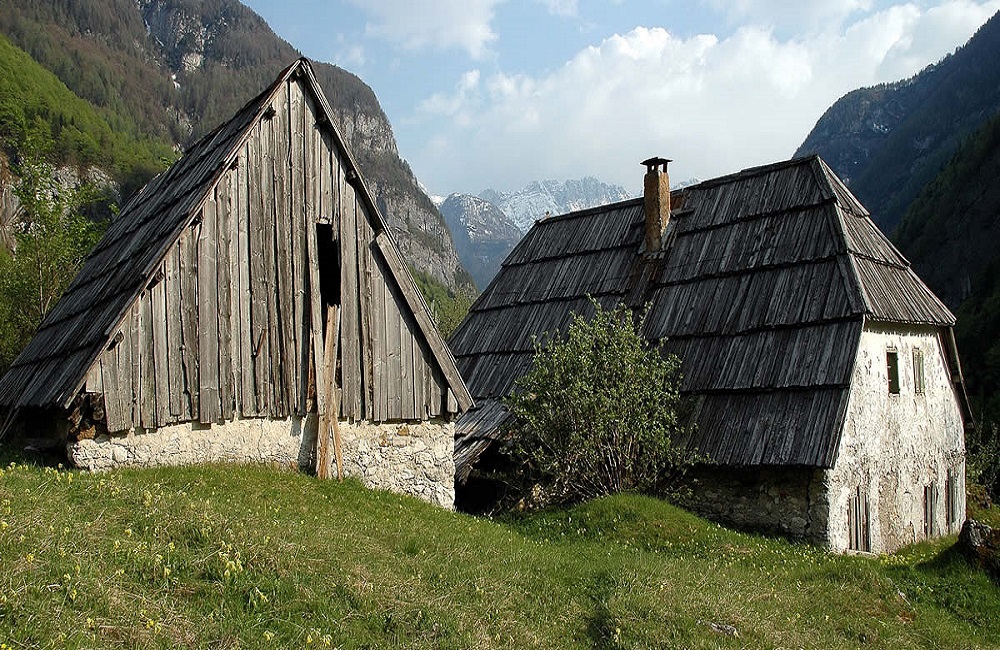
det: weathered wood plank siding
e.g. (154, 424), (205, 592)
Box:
(76, 73), (458, 433)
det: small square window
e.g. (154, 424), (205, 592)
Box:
(913, 349), (925, 395)
(887, 349), (900, 394)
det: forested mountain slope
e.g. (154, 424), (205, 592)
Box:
(0, 32), (174, 200)
(795, 11), (1000, 232)
(894, 112), (1000, 417)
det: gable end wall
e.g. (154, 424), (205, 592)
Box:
(825, 324), (965, 553)
(64, 72), (459, 507)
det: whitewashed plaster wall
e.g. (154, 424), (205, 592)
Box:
(68, 415), (456, 508)
(825, 324), (965, 553)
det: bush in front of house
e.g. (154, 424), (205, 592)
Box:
(504, 300), (697, 506)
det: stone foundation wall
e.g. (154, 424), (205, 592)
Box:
(69, 416), (317, 472)
(67, 415), (456, 508)
(683, 466), (830, 545)
(338, 420), (455, 508)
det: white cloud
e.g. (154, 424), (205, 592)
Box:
(879, 0), (1000, 77)
(345, 0), (505, 59)
(703, 0), (875, 34)
(411, 1), (1000, 194)
(538, 0), (578, 17)
(334, 37), (367, 69)
(419, 70), (483, 126)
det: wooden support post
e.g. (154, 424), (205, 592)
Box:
(317, 305), (344, 480)
(332, 397), (345, 482)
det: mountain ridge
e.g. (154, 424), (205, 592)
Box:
(440, 176), (632, 289)
(480, 176), (632, 233)
(439, 193), (521, 290)
(795, 10), (1000, 232)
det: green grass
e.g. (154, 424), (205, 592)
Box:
(0, 458), (998, 649)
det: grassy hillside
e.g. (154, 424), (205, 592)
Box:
(0, 32), (173, 194)
(0, 460), (997, 649)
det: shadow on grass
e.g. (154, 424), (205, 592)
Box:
(584, 570), (623, 650)
(0, 437), (64, 468)
(886, 539), (1000, 640)
(923, 537), (1000, 585)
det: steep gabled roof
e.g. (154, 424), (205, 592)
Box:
(450, 155), (953, 477)
(0, 58), (471, 414)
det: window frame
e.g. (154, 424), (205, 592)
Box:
(913, 348), (925, 395)
(945, 468), (961, 531)
(886, 348), (901, 395)
(923, 482), (938, 538)
(848, 486), (871, 552)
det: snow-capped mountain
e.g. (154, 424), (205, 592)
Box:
(479, 177), (633, 232)
(439, 193), (522, 290)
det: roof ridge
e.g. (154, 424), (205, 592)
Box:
(685, 154), (821, 191)
(808, 159), (872, 319)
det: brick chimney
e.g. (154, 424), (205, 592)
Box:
(641, 157), (671, 252)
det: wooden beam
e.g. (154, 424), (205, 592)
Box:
(340, 182), (360, 419)
(198, 198), (221, 424)
(216, 173), (235, 421)
(272, 82), (295, 415)
(317, 305), (342, 480)
(165, 245), (183, 419)
(237, 143), (254, 416)
(306, 215), (326, 414)
(151, 265), (169, 426)
(291, 76), (309, 414)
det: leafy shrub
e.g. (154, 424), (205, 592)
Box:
(967, 418), (1000, 502)
(505, 300), (697, 506)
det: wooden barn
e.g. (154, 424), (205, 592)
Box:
(450, 156), (970, 551)
(0, 59), (472, 507)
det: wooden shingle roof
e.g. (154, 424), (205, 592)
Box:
(450, 155), (954, 478)
(0, 74), (270, 411)
(0, 58), (471, 415)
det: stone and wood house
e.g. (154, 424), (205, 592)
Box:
(449, 155), (970, 552)
(0, 59), (472, 508)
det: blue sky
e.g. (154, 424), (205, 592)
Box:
(241, 0), (1000, 196)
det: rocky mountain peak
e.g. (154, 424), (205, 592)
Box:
(440, 193), (521, 290)
(479, 176), (632, 232)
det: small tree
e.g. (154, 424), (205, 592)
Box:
(0, 129), (105, 373)
(505, 300), (698, 506)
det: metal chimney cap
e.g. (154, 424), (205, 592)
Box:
(641, 157), (672, 172)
